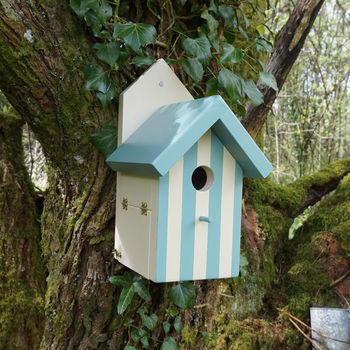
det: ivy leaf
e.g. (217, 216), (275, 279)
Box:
(114, 22), (157, 54)
(206, 77), (218, 96)
(179, 58), (203, 83)
(97, 83), (117, 109)
(182, 36), (211, 65)
(118, 285), (135, 314)
(244, 80), (264, 106)
(174, 315), (182, 333)
(131, 329), (141, 343)
(82, 64), (110, 93)
(201, 10), (218, 33)
(255, 38), (273, 53)
(218, 6), (236, 26)
(218, 68), (245, 102)
(84, 9), (101, 35)
(166, 306), (179, 317)
(140, 337), (150, 349)
(70, 0), (98, 17)
(259, 71), (278, 91)
(132, 56), (156, 67)
(219, 43), (243, 64)
(96, 1), (112, 24)
(138, 309), (158, 331)
(163, 321), (171, 334)
(94, 42), (120, 67)
(133, 275), (151, 301)
(169, 282), (196, 309)
(125, 346), (138, 350)
(108, 272), (133, 287)
(208, 0), (218, 14)
(91, 125), (117, 158)
(161, 337), (178, 350)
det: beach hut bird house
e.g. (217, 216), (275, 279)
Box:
(107, 59), (272, 283)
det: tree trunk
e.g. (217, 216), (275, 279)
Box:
(2, 1), (348, 350)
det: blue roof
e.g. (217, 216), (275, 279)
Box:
(106, 95), (272, 178)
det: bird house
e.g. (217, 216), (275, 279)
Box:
(107, 59), (272, 283)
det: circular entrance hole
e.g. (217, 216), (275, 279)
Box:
(191, 166), (214, 191)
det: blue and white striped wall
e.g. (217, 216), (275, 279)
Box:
(154, 130), (243, 282)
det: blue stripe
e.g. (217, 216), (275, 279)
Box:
(206, 133), (224, 279)
(180, 144), (197, 281)
(232, 162), (243, 276)
(156, 173), (169, 282)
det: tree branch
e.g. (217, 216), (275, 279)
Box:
(242, 0), (325, 139)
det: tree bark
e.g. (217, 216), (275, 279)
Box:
(0, 0), (343, 349)
(242, 0), (325, 139)
(0, 112), (45, 350)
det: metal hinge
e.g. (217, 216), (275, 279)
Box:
(112, 249), (122, 259)
(140, 202), (148, 216)
(121, 197), (128, 210)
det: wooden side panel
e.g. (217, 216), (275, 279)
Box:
(115, 173), (158, 279)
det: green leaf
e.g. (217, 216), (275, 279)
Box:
(123, 318), (134, 327)
(140, 337), (149, 349)
(118, 285), (135, 314)
(131, 329), (141, 343)
(70, 0), (98, 17)
(114, 22), (157, 54)
(91, 125), (117, 158)
(132, 56), (156, 67)
(173, 315), (182, 333)
(133, 275), (151, 301)
(163, 321), (171, 334)
(259, 71), (278, 91)
(161, 337), (178, 350)
(255, 38), (273, 53)
(97, 83), (117, 109)
(218, 6), (236, 26)
(96, 1), (112, 24)
(169, 282), (196, 309)
(244, 80), (264, 107)
(206, 78), (218, 96)
(82, 64), (110, 93)
(218, 68), (245, 102)
(138, 309), (158, 330)
(201, 10), (218, 33)
(94, 42), (120, 66)
(208, 0), (218, 14)
(108, 273), (133, 287)
(178, 58), (203, 83)
(179, 0), (187, 5)
(219, 43), (243, 64)
(166, 306), (179, 317)
(125, 345), (138, 350)
(182, 36), (211, 65)
(84, 9), (101, 35)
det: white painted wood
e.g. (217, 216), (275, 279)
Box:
(166, 156), (184, 282)
(118, 59), (193, 145)
(219, 149), (236, 278)
(115, 206), (152, 278)
(116, 173), (158, 279)
(193, 131), (211, 280)
(147, 177), (160, 282)
(117, 173), (158, 207)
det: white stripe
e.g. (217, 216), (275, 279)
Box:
(166, 157), (184, 281)
(193, 131), (211, 280)
(219, 149), (235, 278)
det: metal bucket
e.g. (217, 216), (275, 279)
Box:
(310, 307), (350, 350)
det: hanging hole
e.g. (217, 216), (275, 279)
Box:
(191, 166), (214, 191)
